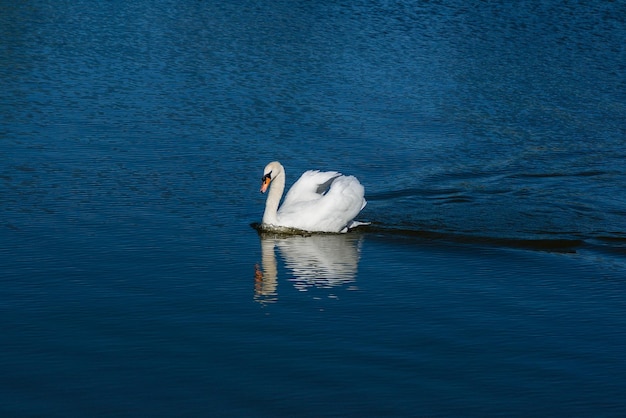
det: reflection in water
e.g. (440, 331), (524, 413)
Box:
(254, 233), (363, 304)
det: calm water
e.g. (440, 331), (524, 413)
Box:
(2, 0), (626, 416)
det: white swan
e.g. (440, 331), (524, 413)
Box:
(260, 161), (367, 233)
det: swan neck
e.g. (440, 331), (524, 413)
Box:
(262, 169), (285, 225)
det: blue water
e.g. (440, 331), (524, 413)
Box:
(2, 0), (626, 416)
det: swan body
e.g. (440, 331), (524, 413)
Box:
(260, 161), (366, 233)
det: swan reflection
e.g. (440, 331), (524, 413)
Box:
(254, 233), (363, 304)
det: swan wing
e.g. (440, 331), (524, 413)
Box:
(281, 170), (342, 208)
(278, 174), (366, 232)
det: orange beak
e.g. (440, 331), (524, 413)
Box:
(260, 176), (271, 193)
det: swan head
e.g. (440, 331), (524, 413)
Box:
(260, 161), (284, 193)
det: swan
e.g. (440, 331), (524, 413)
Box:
(260, 161), (367, 233)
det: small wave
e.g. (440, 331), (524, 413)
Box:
(366, 187), (468, 202)
(588, 236), (626, 256)
(353, 223), (584, 253)
(509, 170), (611, 179)
(365, 188), (428, 201)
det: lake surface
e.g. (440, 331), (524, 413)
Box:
(2, 0), (625, 416)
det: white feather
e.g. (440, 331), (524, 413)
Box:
(260, 162), (367, 233)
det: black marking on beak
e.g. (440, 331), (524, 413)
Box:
(260, 171), (273, 193)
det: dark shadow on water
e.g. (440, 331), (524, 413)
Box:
(359, 224), (585, 253)
(251, 222), (584, 253)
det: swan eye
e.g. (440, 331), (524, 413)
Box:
(262, 172), (272, 181)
